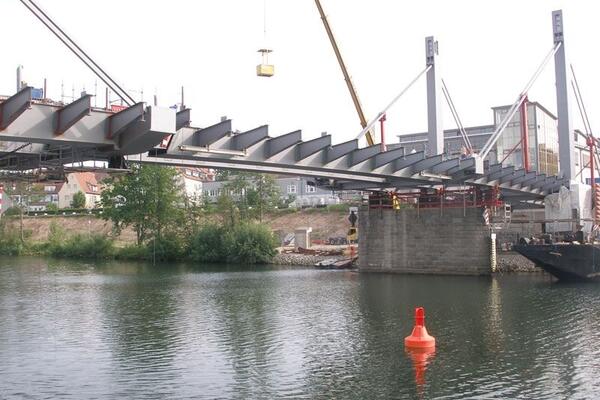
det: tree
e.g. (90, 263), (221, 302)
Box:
(71, 191), (86, 209)
(3, 181), (41, 243)
(218, 173), (280, 222)
(100, 164), (183, 245)
(246, 174), (280, 222)
(46, 203), (58, 212)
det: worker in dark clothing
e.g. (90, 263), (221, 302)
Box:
(348, 210), (358, 228)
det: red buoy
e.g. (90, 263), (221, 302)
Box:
(404, 307), (435, 349)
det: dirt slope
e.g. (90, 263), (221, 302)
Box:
(6, 210), (350, 244)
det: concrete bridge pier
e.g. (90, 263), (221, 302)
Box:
(358, 207), (493, 275)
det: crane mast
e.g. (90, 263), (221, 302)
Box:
(314, 0), (376, 146)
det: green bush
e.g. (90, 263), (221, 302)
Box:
(223, 223), (278, 264)
(116, 244), (150, 261)
(147, 235), (185, 262)
(189, 224), (227, 263)
(0, 230), (25, 255)
(3, 206), (22, 217)
(48, 234), (115, 259)
(189, 223), (277, 264)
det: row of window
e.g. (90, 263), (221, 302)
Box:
(203, 184), (317, 197)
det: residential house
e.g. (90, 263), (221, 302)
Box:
(4, 181), (63, 212)
(202, 175), (340, 207)
(176, 167), (214, 203)
(59, 172), (107, 209)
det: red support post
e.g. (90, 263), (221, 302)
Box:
(520, 96), (530, 172)
(588, 136), (596, 224)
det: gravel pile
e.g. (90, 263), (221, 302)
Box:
(496, 252), (543, 273)
(272, 253), (343, 266)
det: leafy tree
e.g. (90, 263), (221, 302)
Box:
(218, 173), (280, 222)
(71, 191), (86, 209)
(246, 174), (280, 222)
(3, 181), (39, 243)
(214, 169), (232, 181)
(46, 203), (58, 212)
(100, 164), (184, 245)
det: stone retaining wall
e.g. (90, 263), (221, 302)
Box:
(358, 207), (492, 275)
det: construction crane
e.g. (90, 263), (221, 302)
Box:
(314, 0), (376, 147)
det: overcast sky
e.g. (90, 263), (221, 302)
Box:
(1, 0), (598, 146)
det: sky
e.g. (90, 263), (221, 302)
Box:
(1, 0), (598, 147)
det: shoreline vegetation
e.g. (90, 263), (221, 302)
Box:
(0, 220), (279, 264)
(0, 165), (352, 265)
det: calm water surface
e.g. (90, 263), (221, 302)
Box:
(1, 256), (599, 399)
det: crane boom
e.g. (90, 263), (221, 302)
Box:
(314, 0), (376, 146)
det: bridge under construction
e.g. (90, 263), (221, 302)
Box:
(1, 2), (596, 275)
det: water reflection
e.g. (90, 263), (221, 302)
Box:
(1, 257), (599, 399)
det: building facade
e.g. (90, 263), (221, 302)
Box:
(202, 175), (340, 207)
(59, 172), (107, 209)
(176, 167), (214, 203)
(391, 101), (563, 177)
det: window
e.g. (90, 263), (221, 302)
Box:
(306, 185), (316, 193)
(44, 185), (55, 192)
(287, 184), (297, 194)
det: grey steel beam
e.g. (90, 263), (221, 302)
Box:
(398, 154), (443, 174)
(542, 177), (564, 193)
(232, 125), (268, 151)
(520, 174), (540, 187)
(512, 171), (537, 185)
(107, 102), (144, 139)
(117, 106), (176, 155)
(193, 119), (232, 147)
(325, 139), (358, 163)
(538, 176), (558, 191)
(265, 130), (301, 158)
(296, 135), (331, 161)
(349, 144), (380, 167)
(54, 94), (91, 135)
(392, 151), (425, 172)
(431, 157), (460, 174)
(487, 166), (514, 182)
(0, 86), (31, 130)
(501, 169), (526, 184)
(487, 164), (503, 175)
(131, 152), (387, 183)
(372, 147), (405, 169)
(447, 157), (477, 176)
(530, 174), (548, 189)
(176, 109), (191, 130)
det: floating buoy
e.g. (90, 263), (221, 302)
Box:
(404, 307), (435, 349)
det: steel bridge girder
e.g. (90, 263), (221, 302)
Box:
(55, 95), (92, 135)
(0, 87), (32, 130)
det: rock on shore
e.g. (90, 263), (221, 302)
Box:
(496, 252), (543, 273)
(272, 253), (344, 266)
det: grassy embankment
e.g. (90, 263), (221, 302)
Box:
(0, 206), (350, 263)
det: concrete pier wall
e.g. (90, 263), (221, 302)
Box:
(358, 207), (492, 275)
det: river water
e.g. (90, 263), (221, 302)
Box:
(1, 256), (599, 399)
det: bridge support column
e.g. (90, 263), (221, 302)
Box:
(552, 10), (575, 182)
(425, 36), (444, 156)
(358, 207), (492, 275)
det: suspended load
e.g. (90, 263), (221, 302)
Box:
(257, 48), (274, 77)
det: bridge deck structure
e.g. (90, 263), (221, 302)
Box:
(0, 87), (566, 205)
